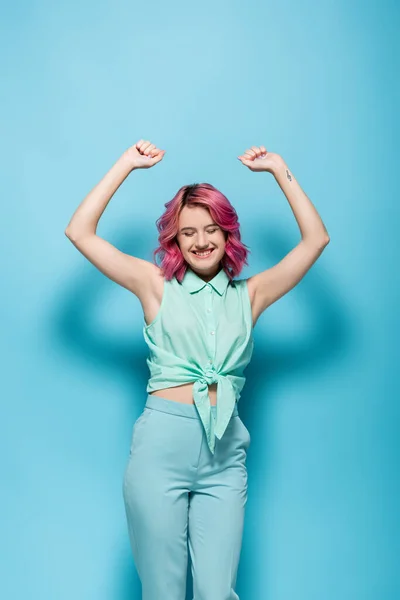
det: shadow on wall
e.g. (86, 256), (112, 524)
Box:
(239, 227), (356, 600)
(48, 221), (355, 600)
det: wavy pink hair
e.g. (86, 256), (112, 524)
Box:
(152, 183), (250, 282)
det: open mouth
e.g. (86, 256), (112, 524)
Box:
(191, 249), (215, 259)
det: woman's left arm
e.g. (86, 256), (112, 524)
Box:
(238, 145), (330, 325)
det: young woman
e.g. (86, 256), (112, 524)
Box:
(65, 139), (330, 600)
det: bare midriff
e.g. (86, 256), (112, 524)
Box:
(149, 382), (218, 406)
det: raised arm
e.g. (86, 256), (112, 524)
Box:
(237, 145), (330, 327)
(64, 140), (166, 301)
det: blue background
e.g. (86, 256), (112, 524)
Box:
(1, 1), (399, 598)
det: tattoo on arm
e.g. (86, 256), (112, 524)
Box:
(286, 169), (292, 181)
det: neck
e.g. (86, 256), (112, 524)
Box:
(189, 265), (221, 283)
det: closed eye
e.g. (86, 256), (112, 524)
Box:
(183, 229), (218, 237)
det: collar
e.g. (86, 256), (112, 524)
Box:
(181, 267), (231, 296)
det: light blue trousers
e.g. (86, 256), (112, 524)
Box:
(122, 394), (251, 600)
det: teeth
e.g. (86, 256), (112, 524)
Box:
(194, 250), (212, 257)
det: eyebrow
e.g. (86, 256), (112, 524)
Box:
(180, 223), (218, 232)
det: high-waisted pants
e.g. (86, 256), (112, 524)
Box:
(122, 394), (251, 600)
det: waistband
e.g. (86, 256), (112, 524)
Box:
(145, 393), (239, 419)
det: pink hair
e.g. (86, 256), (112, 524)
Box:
(152, 183), (250, 282)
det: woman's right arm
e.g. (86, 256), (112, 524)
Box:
(64, 140), (166, 300)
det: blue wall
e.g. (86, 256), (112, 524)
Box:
(1, 1), (398, 598)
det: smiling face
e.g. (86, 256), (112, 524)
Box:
(176, 204), (227, 279)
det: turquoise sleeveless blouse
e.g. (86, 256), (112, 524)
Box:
(143, 267), (254, 454)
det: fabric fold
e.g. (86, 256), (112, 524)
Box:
(192, 366), (237, 454)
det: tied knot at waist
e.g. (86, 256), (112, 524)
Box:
(192, 367), (237, 455)
(199, 366), (219, 386)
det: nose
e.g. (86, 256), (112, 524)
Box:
(194, 232), (209, 249)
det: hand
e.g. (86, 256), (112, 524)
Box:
(237, 145), (284, 174)
(123, 139), (166, 170)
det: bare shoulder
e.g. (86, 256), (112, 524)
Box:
(146, 263), (165, 301)
(244, 277), (256, 306)
(241, 277), (258, 329)
(139, 263), (165, 327)
(64, 230), (164, 305)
